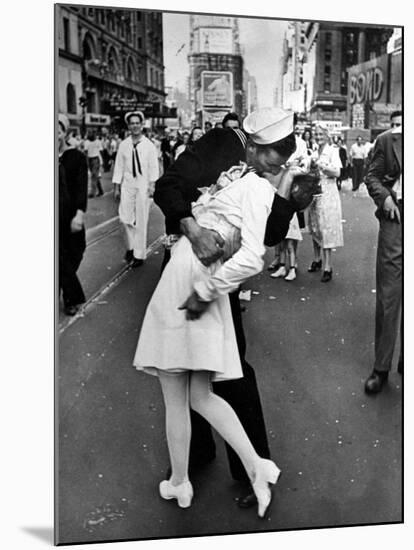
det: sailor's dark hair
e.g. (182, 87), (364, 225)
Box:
(250, 132), (297, 158)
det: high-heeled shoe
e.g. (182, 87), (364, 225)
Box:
(159, 479), (193, 508)
(251, 459), (281, 518)
(307, 260), (322, 272)
(284, 267), (297, 281)
(267, 259), (280, 271)
(321, 269), (332, 282)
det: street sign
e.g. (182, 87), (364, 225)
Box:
(84, 113), (111, 126)
(201, 71), (233, 107)
(107, 99), (153, 111)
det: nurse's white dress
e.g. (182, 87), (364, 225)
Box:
(133, 172), (275, 382)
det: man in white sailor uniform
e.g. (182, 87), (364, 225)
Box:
(113, 111), (159, 267)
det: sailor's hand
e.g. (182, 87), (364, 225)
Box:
(178, 291), (210, 320)
(180, 218), (224, 266)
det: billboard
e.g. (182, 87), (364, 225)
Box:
(348, 52), (402, 129)
(199, 27), (233, 54)
(348, 54), (389, 106)
(201, 71), (233, 107)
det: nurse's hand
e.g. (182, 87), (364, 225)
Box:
(178, 291), (210, 320)
(180, 218), (224, 266)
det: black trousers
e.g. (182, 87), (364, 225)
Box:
(162, 248), (271, 483)
(352, 159), (365, 190)
(374, 204), (402, 372)
(59, 229), (86, 307)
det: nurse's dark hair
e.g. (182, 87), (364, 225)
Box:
(250, 132), (297, 158)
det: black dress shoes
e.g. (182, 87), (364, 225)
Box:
(131, 258), (144, 268)
(321, 269), (333, 283)
(308, 260), (322, 272)
(64, 304), (80, 316)
(124, 250), (134, 263)
(237, 490), (258, 509)
(364, 370), (389, 394)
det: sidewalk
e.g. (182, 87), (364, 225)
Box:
(57, 180), (402, 545)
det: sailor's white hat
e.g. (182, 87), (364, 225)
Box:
(243, 107), (294, 145)
(124, 111), (145, 124)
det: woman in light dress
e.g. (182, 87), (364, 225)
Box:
(307, 124), (344, 282)
(134, 130), (299, 517)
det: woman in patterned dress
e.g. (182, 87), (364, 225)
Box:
(307, 124), (344, 282)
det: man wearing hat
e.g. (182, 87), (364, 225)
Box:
(154, 107), (297, 507)
(112, 111), (159, 267)
(58, 113), (88, 315)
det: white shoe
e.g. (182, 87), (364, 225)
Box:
(267, 259), (280, 271)
(252, 459), (281, 518)
(159, 479), (193, 508)
(270, 265), (287, 278)
(285, 267), (296, 281)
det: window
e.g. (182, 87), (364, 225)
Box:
(82, 33), (95, 61)
(325, 32), (332, 46)
(63, 17), (70, 51)
(126, 58), (135, 81)
(324, 65), (331, 92)
(137, 11), (141, 21)
(107, 48), (119, 74)
(138, 37), (142, 49)
(66, 83), (76, 114)
(325, 48), (332, 62)
(100, 11), (105, 25)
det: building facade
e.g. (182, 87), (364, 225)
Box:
(57, 5), (168, 133)
(305, 23), (394, 126)
(187, 15), (245, 126)
(280, 22), (308, 114)
(276, 21), (395, 131)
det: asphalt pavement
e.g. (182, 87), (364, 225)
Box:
(57, 178), (402, 545)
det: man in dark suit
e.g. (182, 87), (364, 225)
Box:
(58, 114), (89, 316)
(364, 111), (402, 394)
(154, 108), (298, 507)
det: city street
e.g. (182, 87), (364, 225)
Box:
(57, 177), (402, 545)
